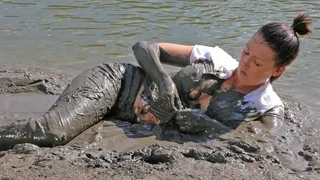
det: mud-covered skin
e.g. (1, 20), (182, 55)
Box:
(0, 63), (144, 150)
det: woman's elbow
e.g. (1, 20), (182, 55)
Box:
(132, 41), (150, 53)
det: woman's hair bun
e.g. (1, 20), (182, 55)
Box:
(292, 13), (312, 35)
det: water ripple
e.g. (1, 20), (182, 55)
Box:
(0, 0), (319, 114)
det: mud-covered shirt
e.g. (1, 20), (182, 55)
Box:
(173, 45), (284, 125)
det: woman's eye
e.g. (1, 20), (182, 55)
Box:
(254, 59), (260, 66)
(243, 49), (249, 55)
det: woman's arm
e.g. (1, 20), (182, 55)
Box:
(173, 106), (283, 134)
(174, 108), (232, 134)
(132, 41), (185, 123)
(132, 41), (172, 93)
(157, 42), (194, 67)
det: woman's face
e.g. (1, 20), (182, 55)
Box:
(236, 32), (285, 87)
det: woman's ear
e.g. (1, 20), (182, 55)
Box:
(273, 66), (286, 77)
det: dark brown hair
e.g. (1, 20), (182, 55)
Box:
(258, 13), (312, 82)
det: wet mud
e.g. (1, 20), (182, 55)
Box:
(0, 68), (70, 95)
(0, 67), (319, 180)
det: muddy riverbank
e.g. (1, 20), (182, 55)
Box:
(0, 67), (319, 180)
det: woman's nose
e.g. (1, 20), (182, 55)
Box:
(242, 57), (249, 68)
(242, 56), (251, 69)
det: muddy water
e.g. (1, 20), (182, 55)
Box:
(0, 0), (319, 155)
(0, 1), (319, 102)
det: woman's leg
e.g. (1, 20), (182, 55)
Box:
(0, 63), (142, 150)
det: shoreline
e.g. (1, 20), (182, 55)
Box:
(0, 67), (319, 180)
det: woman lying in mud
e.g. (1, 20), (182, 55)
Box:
(0, 13), (312, 150)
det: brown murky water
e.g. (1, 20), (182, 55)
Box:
(0, 0), (319, 151)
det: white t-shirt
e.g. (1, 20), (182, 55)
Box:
(190, 45), (283, 117)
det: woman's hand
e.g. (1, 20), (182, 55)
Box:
(148, 82), (182, 124)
